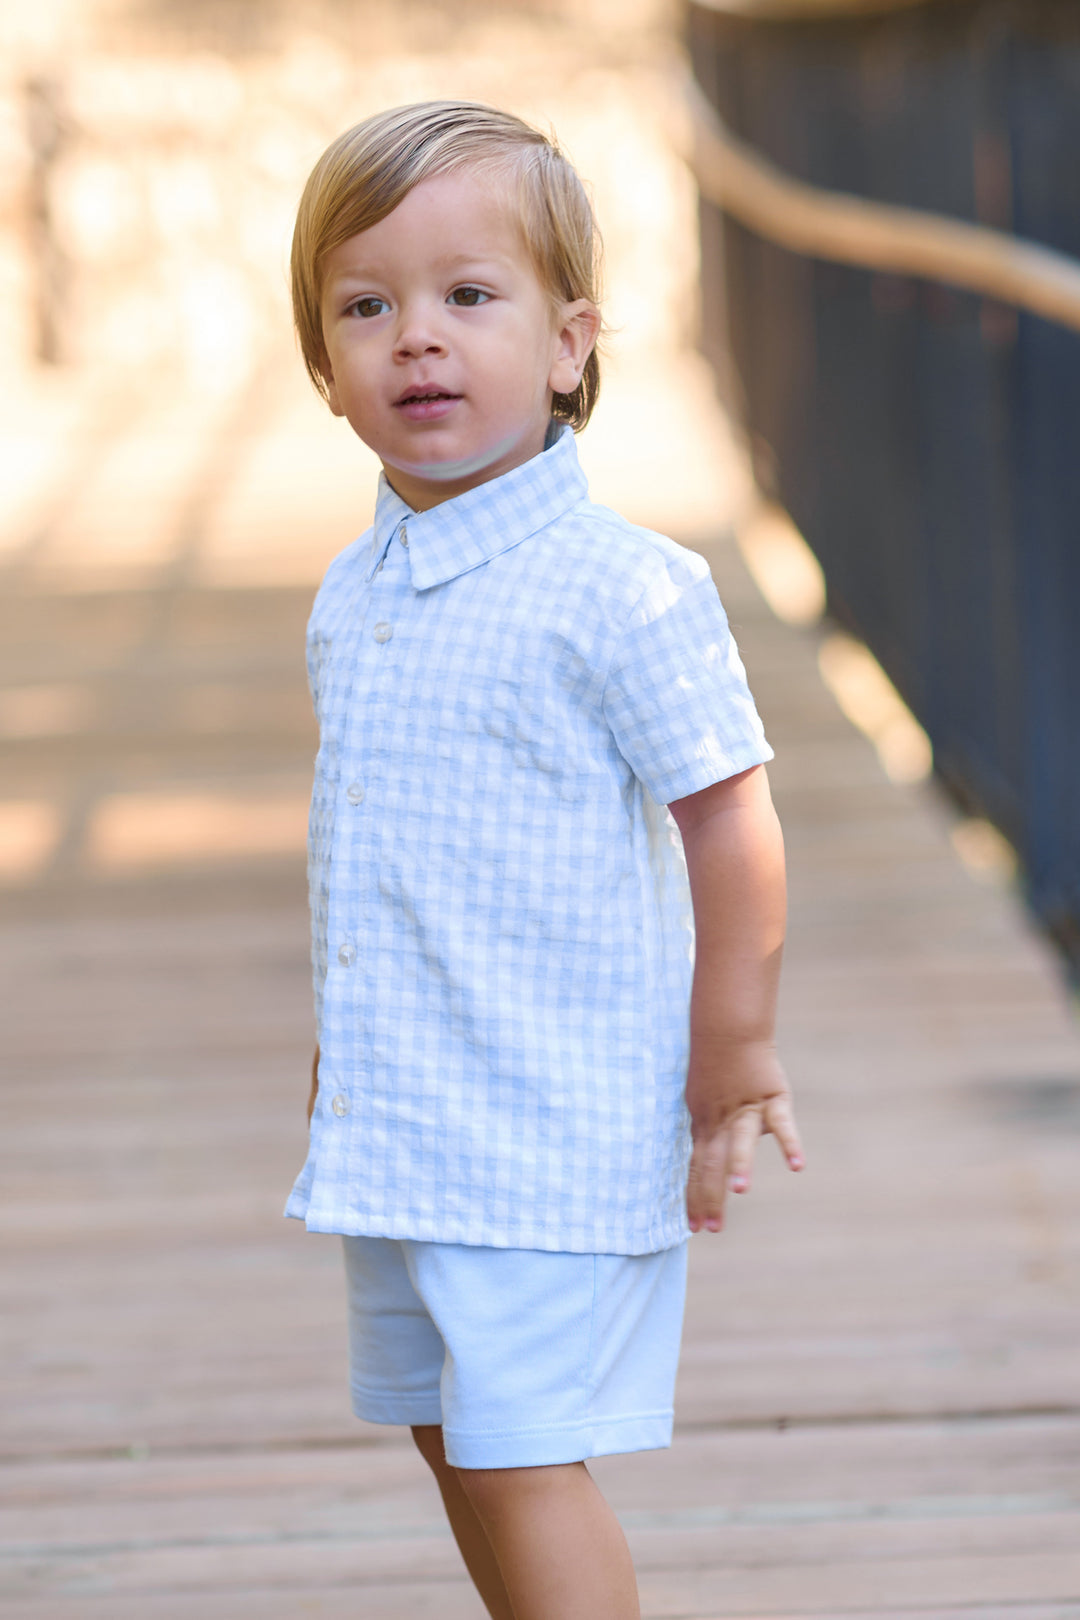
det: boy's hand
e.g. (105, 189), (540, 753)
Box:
(684, 1034), (802, 1233)
(668, 766), (804, 1237)
(307, 1044), (320, 1124)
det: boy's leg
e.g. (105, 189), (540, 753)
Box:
(396, 1242), (685, 1619)
(411, 1425), (516, 1620)
(412, 1426), (639, 1620)
(344, 1245), (513, 1612)
(456, 1459), (640, 1620)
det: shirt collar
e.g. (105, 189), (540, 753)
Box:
(368, 422), (588, 590)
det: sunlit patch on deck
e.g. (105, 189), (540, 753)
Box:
(0, 799), (63, 883)
(85, 786), (310, 871)
(737, 501), (826, 627)
(817, 630), (932, 784)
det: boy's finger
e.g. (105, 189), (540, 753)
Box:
(726, 1108), (763, 1193)
(765, 1096), (805, 1170)
(687, 1133), (730, 1232)
(690, 1163), (727, 1232)
(686, 1164), (715, 1233)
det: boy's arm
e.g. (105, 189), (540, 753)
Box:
(668, 764), (803, 1233)
(307, 1045), (319, 1124)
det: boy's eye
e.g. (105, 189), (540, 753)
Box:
(349, 296), (389, 318)
(448, 286), (490, 307)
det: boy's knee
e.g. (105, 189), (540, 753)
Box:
(455, 1460), (585, 1518)
(411, 1423), (448, 1474)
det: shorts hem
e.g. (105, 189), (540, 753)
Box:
(443, 1409), (674, 1469)
(351, 1386), (443, 1427)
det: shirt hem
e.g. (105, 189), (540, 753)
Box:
(286, 1204), (691, 1256)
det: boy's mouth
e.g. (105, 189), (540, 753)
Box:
(394, 389), (463, 422)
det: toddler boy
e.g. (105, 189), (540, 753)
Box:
(286, 100), (802, 1620)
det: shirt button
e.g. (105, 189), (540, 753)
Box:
(337, 942), (356, 967)
(331, 1092), (350, 1117)
(346, 782), (365, 804)
(398, 524), (409, 548)
(373, 621), (393, 643)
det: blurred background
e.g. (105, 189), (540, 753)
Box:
(5, 0), (1080, 956)
(3, 1), (1080, 1615)
(0, 0), (737, 914)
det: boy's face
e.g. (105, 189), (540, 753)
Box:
(318, 172), (598, 511)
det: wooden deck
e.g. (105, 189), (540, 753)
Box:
(3, 350), (1080, 1615)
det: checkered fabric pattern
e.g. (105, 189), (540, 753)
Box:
(285, 426), (773, 1254)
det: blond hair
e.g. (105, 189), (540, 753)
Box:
(291, 101), (603, 431)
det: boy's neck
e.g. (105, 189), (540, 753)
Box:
(380, 417), (559, 513)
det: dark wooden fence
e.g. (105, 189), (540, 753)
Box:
(688, 0), (1080, 975)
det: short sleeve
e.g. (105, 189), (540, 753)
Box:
(602, 549), (773, 805)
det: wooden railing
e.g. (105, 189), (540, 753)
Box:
(686, 78), (1080, 335)
(693, 1), (991, 21)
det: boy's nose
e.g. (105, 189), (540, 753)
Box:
(393, 308), (447, 360)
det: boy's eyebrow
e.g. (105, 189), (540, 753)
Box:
(323, 248), (517, 287)
(437, 250), (516, 269)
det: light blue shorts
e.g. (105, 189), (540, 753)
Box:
(342, 1236), (688, 1469)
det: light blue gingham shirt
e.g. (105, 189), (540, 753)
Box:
(285, 425), (772, 1253)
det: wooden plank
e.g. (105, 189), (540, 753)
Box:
(3, 1415), (1079, 1529)
(4, 1422), (1080, 1612)
(5, 1512), (1080, 1612)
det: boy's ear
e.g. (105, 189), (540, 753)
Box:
(549, 300), (601, 398)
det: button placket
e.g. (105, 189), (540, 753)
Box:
(322, 523), (405, 1113)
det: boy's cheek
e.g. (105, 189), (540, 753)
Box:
(317, 349), (344, 417)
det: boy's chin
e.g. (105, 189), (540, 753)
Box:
(386, 425), (544, 486)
